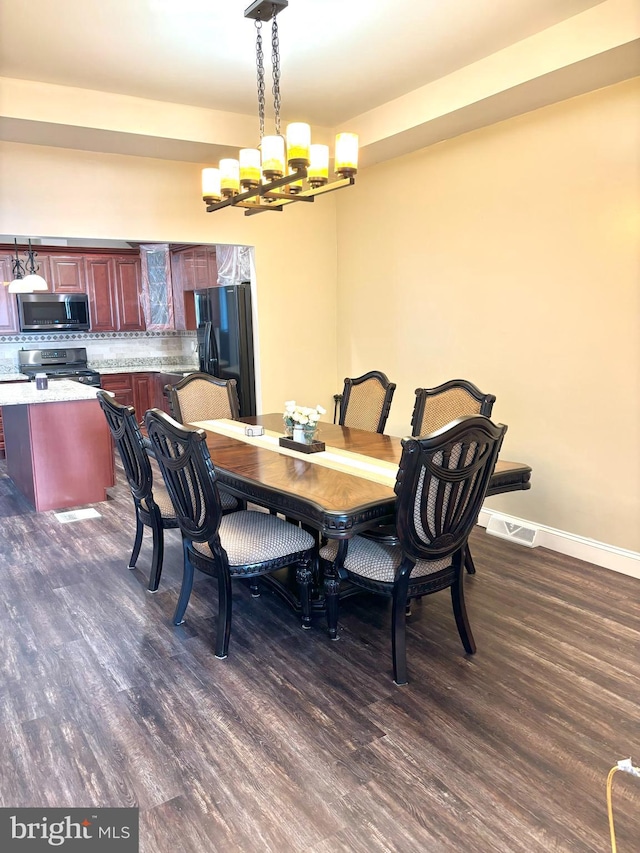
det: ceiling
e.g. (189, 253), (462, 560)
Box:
(0, 0), (638, 166)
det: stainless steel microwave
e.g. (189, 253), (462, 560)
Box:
(16, 293), (90, 332)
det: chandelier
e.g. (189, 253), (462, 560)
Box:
(202, 0), (358, 217)
(8, 239), (48, 293)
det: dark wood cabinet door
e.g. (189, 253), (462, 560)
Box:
(132, 373), (154, 423)
(48, 255), (85, 292)
(85, 257), (118, 331)
(100, 374), (134, 409)
(114, 258), (145, 331)
(0, 254), (20, 334)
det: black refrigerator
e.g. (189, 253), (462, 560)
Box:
(194, 283), (256, 417)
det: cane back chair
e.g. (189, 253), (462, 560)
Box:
(320, 416), (507, 685)
(411, 379), (495, 438)
(165, 372), (240, 425)
(339, 370), (396, 434)
(144, 409), (316, 659)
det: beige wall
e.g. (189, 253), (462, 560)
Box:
(1, 78), (638, 552)
(0, 141), (339, 417)
(336, 77), (640, 551)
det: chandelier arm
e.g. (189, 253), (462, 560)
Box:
(271, 6), (281, 137)
(255, 18), (265, 140)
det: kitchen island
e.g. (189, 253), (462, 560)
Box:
(0, 380), (115, 512)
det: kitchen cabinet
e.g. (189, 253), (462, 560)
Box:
(85, 257), (118, 331)
(140, 245), (174, 331)
(132, 373), (154, 421)
(101, 372), (159, 423)
(48, 255), (84, 292)
(170, 246), (216, 331)
(0, 253), (20, 334)
(100, 374), (134, 410)
(114, 258), (145, 331)
(86, 255), (145, 332)
(172, 246), (217, 292)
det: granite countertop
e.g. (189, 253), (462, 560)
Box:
(0, 379), (101, 406)
(97, 364), (198, 375)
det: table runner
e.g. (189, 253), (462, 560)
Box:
(190, 418), (399, 489)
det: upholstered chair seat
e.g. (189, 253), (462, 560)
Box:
(320, 537), (451, 583)
(191, 511), (314, 569)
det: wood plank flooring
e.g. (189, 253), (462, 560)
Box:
(0, 458), (638, 852)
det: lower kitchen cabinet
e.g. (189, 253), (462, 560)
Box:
(101, 372), (170, 424)
(100, 373), (135, 411)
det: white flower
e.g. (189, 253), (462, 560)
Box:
(283, 400), (326, 425)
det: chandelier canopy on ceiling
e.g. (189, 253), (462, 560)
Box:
(7, 239), (48, 293)
(202, 0), (358, 217)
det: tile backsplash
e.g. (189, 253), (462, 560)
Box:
(0, 330), (199, 374)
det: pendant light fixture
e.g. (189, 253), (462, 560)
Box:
(202, 0), (358, 217)
(8, 239), (48, 293)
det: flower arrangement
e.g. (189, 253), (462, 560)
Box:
(283, 401), (326, 426)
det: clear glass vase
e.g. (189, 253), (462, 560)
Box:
(302, 423), (318, 444)
(283, 416), (294, 437)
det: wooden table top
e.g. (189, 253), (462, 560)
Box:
(197, 413), (532, 538)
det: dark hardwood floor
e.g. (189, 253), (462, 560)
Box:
(0, 457), (638, 852)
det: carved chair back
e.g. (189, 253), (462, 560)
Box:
(165, 372), (240, 425)
(411, 379), (495, 438)
(339, 370), (396, 433)
(144, 409), (225, 549)
(396, 416), (507, 563)
(97, 389), (153, 506)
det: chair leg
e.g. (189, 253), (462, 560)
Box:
(147, 517), (164, 593)
(215, 570), (233, 660)
(249, 581), (261, 598)
(392, 577), (410, 685)
(324, 572), (341, 640)
(172, 539), (195, 626)
(465, 547), (477, 575)
(296, 559), (313, 630)
(451, 576), (476, 654)
(128, 515), (144, 569)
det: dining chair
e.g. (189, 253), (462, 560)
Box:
(144, 408), (317, 658)
(320, 415), (507, 685)
(97, 389), (181, 593)
(339, 370), (396, 433)
(410, 379), (496, 575)
(165, 372), (240, 424)
(411, 379), (496, 438)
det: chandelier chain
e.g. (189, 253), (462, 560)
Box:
(255, 18), (265, 139)
(271, 6), (281, 136)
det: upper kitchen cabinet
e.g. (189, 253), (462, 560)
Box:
(139, 244), (174, 332)
(48, 255), (84, 292)
(114, 257), (145, 331)
(0, 253), (20, 334)
(86, 255), (145, 332)
(170, 245), (217, 330)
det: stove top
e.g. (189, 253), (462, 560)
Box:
(18, 347), (101, 387)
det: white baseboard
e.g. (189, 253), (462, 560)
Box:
(477, 508), (640, 580)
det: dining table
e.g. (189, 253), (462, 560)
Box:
(189, 413), (532, 624)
